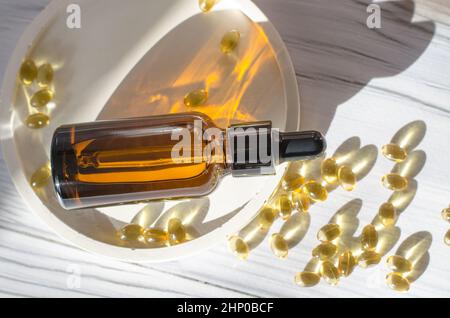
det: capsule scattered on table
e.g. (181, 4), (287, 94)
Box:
(386, 255), (413, 273)
(338, 166), (357, 191)
(198, 0), (216, 12)
(257, 206), (277, 230)
(282, 173), (305, 191)
(277, 194), (293, 220)
(382, 144), (407, 163)
(144, 227), (169, 245)
(441, 207), (450, 223)
(358, 250), (381, 268)
(382, 173), (408, 191)
(294, 271), (320, 287)
(321, 158), (338, 184)
(30, 163), (51, 189)
(19, 59), (37, 85)
(338, 251), (357, 277)
(317, 223), (341, 242)
(312, 242), (338, 260)
(220, 30), (241, 54)
(270, 233), (289, 259)
(301, 180), (328, 202)
(445, 230), (450, 246)
(184, 88), (208, 107)
(37, 63), (54, 87)
(320, 261), (341, 286)
(228, 235), (249, 260)
(386, 272), (410, 292)
(378, 202), (397, 227)
(167, 218), (187, 245)
(291, 189), (310, 212)
(26, 113), (50, 129)
(30, 89), (54, 108)
(119, 224), (145, 242)
(361, 224), (378, 251)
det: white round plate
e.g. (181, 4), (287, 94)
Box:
(0, 0), (300, 262)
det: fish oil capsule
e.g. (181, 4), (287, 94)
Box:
(378, 202), (397, 226)
(184, 88), (208, 107)
(321, 158), (338, 184)
(382, 144), (407, 163)
(19, 59), (37, 85)
(320, 261), (341, 286)
(144, 228), (169, 245)
(228, 235), (249, 260)
(445, 230), (450, 246)
(257, 206), (277, 230)
(199, 0), (216, 12)
(26, 113), (50, 129)
(119, 224), (145, 242)
(277, 194), (293, 220)
(386, 272), (410, 292)
(37, 63), (54, 87)
(441, 207), (450, 223)
(167, 218), (187, 245)
(337, 166), (356, 191)
(358, 250), (381, 268)
(291, 189), (310, 212)
(338, 251), (357, 277)
(282, 173), (305, 191)
(220, 30), (240, 54)
(270, 233), (289, 259)
(301, 181), (328, 202)
(294, 271), (320, 287)
(386, 255), (413, 273)
(30, 163), (51, 189)
(382, 173), (408, 191)
(317, 223), (341, 242)
(312, 242), (338, 260)
(30, 89), (54, 108)
(361, 224), (378, 251)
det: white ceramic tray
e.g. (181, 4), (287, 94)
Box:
(0, 0), (300, 262)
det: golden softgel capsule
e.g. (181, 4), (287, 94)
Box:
(386, 272), (410, 292)
(144, 228), (168, 245)
(358, 250), (381, 268)
(291, 189), (310, 212)
(317, 223), (341, 242)
(26, 113), (50, 129)
(282, 173), (305, 191)
(382, 173), (408, 191)
(30, 163), (51, 189)
(199, 0), (216, 12)
(301, 181), (328, 202)
(445, 230), (450, 246)
(361, 224), (378, 251)
(119, 224), (145, 242)
(228, 235), (249, 260)
(321, 158), (338, 184)
(320, 261), (341, 286)
(257, 206), (277, 230)
(382, 144), (407, 163)
(338, 251), (357, 277)
(168, 218), (187, 245)
(37, 63), (54, 87)
(338, 166), (356, 191)
(277, 194), (293, 220)
(378, 202), (397, 226)
(294, 271), (320, 287)
(312, 242), (338, 260)
(270, 233), (289, 259)
(19, 59), (37, 85)
(220, 30), (240, 54)
(441, 207), (450, 223)
(30, 89), (54, 108)
(387, 255), (413, 273)
(184, 89), (208, 107)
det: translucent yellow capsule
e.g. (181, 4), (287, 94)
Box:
(270, 233), (289, 259)
(220, 30), (240, 54)
(382, 144), (407, 163)
(338, 251), (357, 277)
(294, 271), (320, 287)
(382, 173), (408, 191)
(144, 227), (169, 245)
(321, 158), (338, 184)
(30, 89), (54, 108)
(37, 63), (54, 87)
(26, 113), (50, 129)
(445, 230), (450, 246)
(301, 181), (328, 202)
(378, 202), (397, 226)
(119, 224), (145, 242)
(337, 166), (356, 191)
(257, 206), (277, 230)
(320, 261), (341, 286)
(386, 272), (410, 293)
(277, 195), (293, 220)
(312, 242), (338, 260)
(184, 88), (208, 107)
(167, 218), (187, 245)
(291, 189), (310, 212)
(358, 250), (381, 268)
(282, 173), (305, 191)
(361, 224), (378, 251)
(228, 235), (249, 260)
(386, 255), (413, 273)
(317, 223), (341, 242)
(198, 0), (216, 12)
(441, 207), (450, 223)
(19, 59), (37, 85)
(30, 163), (51, 190)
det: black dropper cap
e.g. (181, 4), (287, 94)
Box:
(278, 131), (326, 163)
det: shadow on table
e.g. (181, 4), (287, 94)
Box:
(254, 0), (436, 133)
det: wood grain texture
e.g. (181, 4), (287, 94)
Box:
(0, 0), (449, 297)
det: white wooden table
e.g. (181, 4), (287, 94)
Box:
(0, 0), (449, 297)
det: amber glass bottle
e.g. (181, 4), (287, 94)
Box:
(51, 112), (325, 210)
